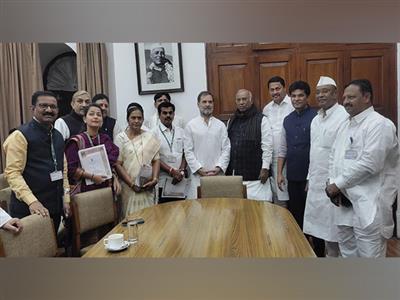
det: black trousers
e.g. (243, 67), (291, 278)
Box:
(287, 180), (307, 229)
(310, 235), (326, 257)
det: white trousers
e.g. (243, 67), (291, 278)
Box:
(337, 215), (386, 257)
(270, 158), (289, 203)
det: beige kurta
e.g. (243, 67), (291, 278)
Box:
(115, 130), (160, 217)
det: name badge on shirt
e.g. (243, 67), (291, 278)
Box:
(166, 155), (177, 163)
(50, 170), (63, 182)
(344, 149), (358, 160)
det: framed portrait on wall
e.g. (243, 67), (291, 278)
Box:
(135, 42), (184, 95)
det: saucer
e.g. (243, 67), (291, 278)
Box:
(106, 241), (130, 252)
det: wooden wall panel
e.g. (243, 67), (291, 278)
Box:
(218, 64), (247, 116)
(206, 54), (254, 120)
(256, 54), (294, 108)
(206, 43), (397, 124)
(299, 52), (343, 107)
(350, 49), (386, 117)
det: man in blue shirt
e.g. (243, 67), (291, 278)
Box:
(277, 81), (317, 231)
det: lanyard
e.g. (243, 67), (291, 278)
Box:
(84, 132), (100, 147)
(159, 125), (175, 153)
(131, 134), (144, 166)
(49, 130), (58, 172)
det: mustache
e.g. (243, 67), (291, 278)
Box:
(43, 113), (55, 116)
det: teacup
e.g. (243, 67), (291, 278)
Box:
(104, 233), (124, 249)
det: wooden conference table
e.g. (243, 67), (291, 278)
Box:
(83, 198), (315, 258)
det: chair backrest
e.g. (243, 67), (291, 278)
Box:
(0, 187), (11, 213)
(0, 214), (57, 257)
(0, 174), (9, 190)
(70, 187), (117, 256)
(198, 176), (247, 199)
(71, 187), (116, 235)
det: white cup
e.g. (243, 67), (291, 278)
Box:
(104, 233), (124, 249)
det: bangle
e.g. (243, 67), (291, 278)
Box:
(153, 178), (158, 184)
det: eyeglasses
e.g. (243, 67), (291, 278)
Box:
(36, 103), (58, 110)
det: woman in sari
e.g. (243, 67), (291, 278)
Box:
(115, 103), (160, 217)
(65, 103), (120, 194)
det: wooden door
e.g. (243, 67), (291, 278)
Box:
(207, 49), (255, 121)
(255, 52), (296, 109)
(348, 48), (396, 122)
(299, 51), (344, 107)
(206, 43), (397, 124)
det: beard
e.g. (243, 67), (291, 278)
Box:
(200, 108), (213, 116)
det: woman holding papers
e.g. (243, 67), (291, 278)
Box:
(114, 103), (160, 217)
(65, 103), (120, 194)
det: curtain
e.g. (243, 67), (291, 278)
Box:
(76, 43), (108, 97)
(0, 43), (43, 172)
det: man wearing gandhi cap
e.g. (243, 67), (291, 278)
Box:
(303, 76), (348, 256)
(146, 43), (174, 84)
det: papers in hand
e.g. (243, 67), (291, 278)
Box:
(78, 144), (112, 185)
(162, 177), (189, 199)
(135, 164), (153, 187)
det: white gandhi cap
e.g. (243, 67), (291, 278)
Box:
(150, 43), (164, 51)
(316, 76), (337, 87)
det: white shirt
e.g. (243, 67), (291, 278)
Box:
(303, 104), (348, 241)
(184, 116), (231, 174)
(329, 107), (399, 231)
(262, 95), (294, 159)
(152, 123), (185, 186)
(260, 117), (274, 169)
(145, 112), (185, 131)
(0, 208), (12, 228)
(54, 118), (70, 141)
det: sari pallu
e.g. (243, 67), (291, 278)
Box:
(114, 130), (160, 217)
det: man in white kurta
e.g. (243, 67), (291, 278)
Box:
(303, 76), (348, 257)
(262, 76), (294, 207)
(226, 89), (273, 201)
(184, 91), (231, 199)
(326, 79), (399, 257)
(152, 101), (187, 202)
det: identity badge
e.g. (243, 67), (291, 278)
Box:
(50, 170), (63, 181)
(344, 149), (358, 160)
(167, 155), (177, 163)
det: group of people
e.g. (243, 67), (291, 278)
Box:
(1, 75), (398, 258)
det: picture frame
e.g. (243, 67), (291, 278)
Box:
(135, 42), (184, 95)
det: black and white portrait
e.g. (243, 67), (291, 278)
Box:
(135, 42), (184, 95)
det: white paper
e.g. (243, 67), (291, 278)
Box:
(78, 144), (112, 185)
(135, 164), (153, 187)
(162, 177), (189, 198)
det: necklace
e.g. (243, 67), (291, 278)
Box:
(84, 131), (100, 147)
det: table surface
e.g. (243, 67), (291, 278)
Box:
(83, 198), (315, 258)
